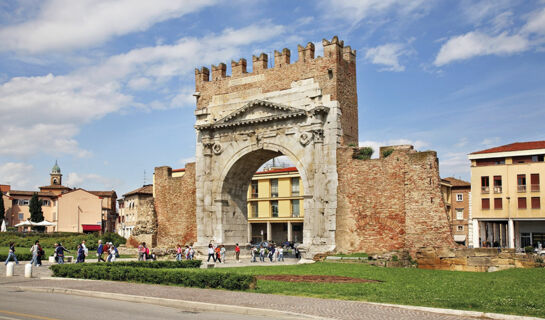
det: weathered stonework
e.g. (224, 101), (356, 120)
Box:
(336, 145), (455, 255)
(128, 198), (157, 247)
(154, 163), (197, 247)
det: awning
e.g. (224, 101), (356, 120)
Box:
(82, 224), (101, 231)
(454, 235), (466, 242)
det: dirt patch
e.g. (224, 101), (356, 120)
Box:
(256, 275), (381, 283)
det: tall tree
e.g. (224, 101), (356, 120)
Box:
(29, 193), (44, 231)
(0, 193), (5, 222)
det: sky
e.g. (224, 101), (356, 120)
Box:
(1, 0), (544, 195)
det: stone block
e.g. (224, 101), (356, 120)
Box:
(436, 247), (455, 258)
(467, 256), (492, 266)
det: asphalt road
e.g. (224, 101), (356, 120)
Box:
(0, 286), (285, 320)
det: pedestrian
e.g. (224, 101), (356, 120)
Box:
(259, 246), (265, 262)
(5, 242), (19, 265)
(55, 242), (69, 264)
(207, 243), (216, 262)
(138, 242), (146, 261)
(251, 246), (257, 262)
(235, 243), (240, 263)
(30, 240), (40, 266)
(215, 244), (222, 263)
(97, 239), (105, 262)
(176, 244), (182, 261)
(189, 245), (195, 260)
(184, 245), (190, 260)
(81, 240), (88, 262)
(220, 245), (226, 264)
(144, 243), (150, 260)
(278, 246), (284, 262)
(268, 245), (275, 262)
(36, 242), (44, 266)
(107, 243), (117, 262)
(76, 244), (85, 263)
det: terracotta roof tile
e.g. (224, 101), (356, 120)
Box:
(471, 141), (545, 155)
(8, 190), (57, 197)
(442, 177), (470, 187)
(123, 184), (153, 197)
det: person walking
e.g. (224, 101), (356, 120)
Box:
(207, 243), (216, 262)
(251, 246), (257, 262)
(107, 243), (117, 262)
(259, 246), (265, 262)
(55, 242), (69, 264)
(235, 243), (240, 263)
(215, 245), (222, 263)
(268, 245), (275, 262)
(278, 246), (284, 262)
(97, 240), (105, 262)
(76, 244), (85, 263)
(5, 242), (19, 265)
(220, 245), (226, 264)
(81, 240), (88, 262)
(138, 242), (146, 261)
(36, 242), (44, 266)
(176, 244), (182, 261)
(30, 240), (40, 266)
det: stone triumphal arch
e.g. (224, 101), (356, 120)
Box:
(193, 37), (358, 254)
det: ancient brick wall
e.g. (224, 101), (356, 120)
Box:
(336, 145), (454, 255)
(154, 163), (197, 247)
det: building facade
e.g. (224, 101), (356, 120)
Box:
(441, 177), (471, 246)
(246, 167), (304, 244)
(469, 141), (545, 250)
(117, 184), (153, 238)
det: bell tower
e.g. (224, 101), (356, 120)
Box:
(50, 160), (62, 186)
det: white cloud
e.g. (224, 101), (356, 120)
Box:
(65, 172), (122, 190)
(0, 23), (286, 157)
(434, 31), (529, 66)
(522, 7), (545, 36)
(359, 139), (429, 158)
(481, 137), (501, 147)
(438, 152), (470, 179)
(364, 42), (412, 72)
(0, 162), (34, 189)
(0, 0), (217, 53)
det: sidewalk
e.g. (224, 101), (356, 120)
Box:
(1, 263), (541, 320)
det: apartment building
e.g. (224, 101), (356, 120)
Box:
(246, 166), (304, 244)
(441, 177), (471, 246)
(117, 184), (153, 238)
(469, 141), (545, 250)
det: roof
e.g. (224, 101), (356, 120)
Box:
(471, 141), (545, 155)
(255, 167), (298, 175)
(123, 184), (153, 197)
(172, 168), (186, 172)
(89, 190), (117, 198)
(442, 177), (470, 187)
(8, 190), (57, 197)
(39, 185), (71, 190)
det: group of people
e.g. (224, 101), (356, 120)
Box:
(175, 244), (196, 261)
(250, 241), (300, 263)
(206, 243), (241, 263)
(96, 240), (119, 262)
(137, 242), (157, 261)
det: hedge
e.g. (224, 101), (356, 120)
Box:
(0, 249), (50, 261)
(88, 260), (202, 269)
(50, 264), (255, 290)
(0, 232), (125, 250)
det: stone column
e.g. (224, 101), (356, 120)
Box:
(267, 221), (272, 242)
(287, 221), (293, 242)
(472, 219), (480, 248)
(508, 219), (515, 249)
(247, 223), (252, 244)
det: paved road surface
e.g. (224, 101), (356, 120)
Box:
(0, 286), (281, 320)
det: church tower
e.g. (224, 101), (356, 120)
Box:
(50, 160), (62, 186)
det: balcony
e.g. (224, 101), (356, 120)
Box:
(518, 185), (527, 193)
(251, 193), (259, 198)
(481, 186), (490, 193)
(493, 186), (502, 194)
(531, 184), (540, 192)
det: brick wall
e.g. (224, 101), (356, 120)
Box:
(154, 163), (197, 247)
(336, 145), (455, 255)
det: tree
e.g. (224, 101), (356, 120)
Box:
(29, 193), (44, 231)
(0, 193), (5, 222)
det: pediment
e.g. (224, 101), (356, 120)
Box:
(196, 100), (308, 130)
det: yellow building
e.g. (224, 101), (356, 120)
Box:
(468, 141), (545, 249)
(246, 166), (304, 244)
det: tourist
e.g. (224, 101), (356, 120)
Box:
(235, 243), (240, 263)
(30, 240), (40, 266)
(259, 246), (265, 262)
(97, 240), (105, 262)
(144, 243), (150, 260)
(107, 242), (117, 262)
(220, 245), (226, 264)
(215, 244), (222, 263)
(251, 246), (257, 262)
(268, 245), (275, 262)
(176, 244), (182, 261)
(81, 240), (88, 262)
(138, 242), (146, 261)
(189, 245), (195, 260)
(36, 241), (44, 266)
(76, 244), (85, 263)
(184, 245), (190, 260)
(278, 246), (284, 262)
(5, 242), (19, 265)
(207, 243), (216, 262)
(55, 242), (69, 264)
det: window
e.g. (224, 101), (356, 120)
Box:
(251, 202), (259, 217)
(482, 198), (490, 210)
(495, 159), (505, 165)
(517, 174), (526, 192)
(291, 200), (300, 217)
(41, 199), (50, 206)
(455, 208), (464, 220)
(270, 179), (278, 198)
(521, 233), (531, 248)
(532, 155), (545, 162)
(518, 197), (527, 209)
(271, 200), (278, 217)
(457, 225), (464, 231)
(18, 199), (29, 206)
(481, 176), (490, 193)
(493, 176), (502, 193)
(18, 213), (24, 220)
(494, 198), (503, 210)
(532, 197), (541, 209)
(456, 194), (463, 202)
(531, 174), (540, 192)
(251, 180), (258, 198)
(291, 178), (300, 196)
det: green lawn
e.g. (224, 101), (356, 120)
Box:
(212, 262), (545, 317)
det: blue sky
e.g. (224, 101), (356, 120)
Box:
(1, 0), (544, 195)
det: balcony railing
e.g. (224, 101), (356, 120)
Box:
(531, 184), (540, 192)
(518, 185), (527, 193)
(493, 186), (502, 194)
(481, 186), (490, 193)
(251, 192), (259, 198)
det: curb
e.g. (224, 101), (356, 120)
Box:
(7, 285), (328, 320)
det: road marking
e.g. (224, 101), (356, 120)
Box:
(0, 310), (59, 320)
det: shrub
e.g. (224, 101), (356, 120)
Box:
(0, 232), (125, 250)
(525, 246), (535, 253)
(89, 260), (202, 269)
(382, 148), (394, 158)
(355, 147), (373, 160)
(50, 263), (255, 290)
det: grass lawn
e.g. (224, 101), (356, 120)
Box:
(213, 262), (545, 317)
(332, 252), (369, 258)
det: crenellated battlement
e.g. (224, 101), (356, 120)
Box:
(195, 36), (356, 87)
